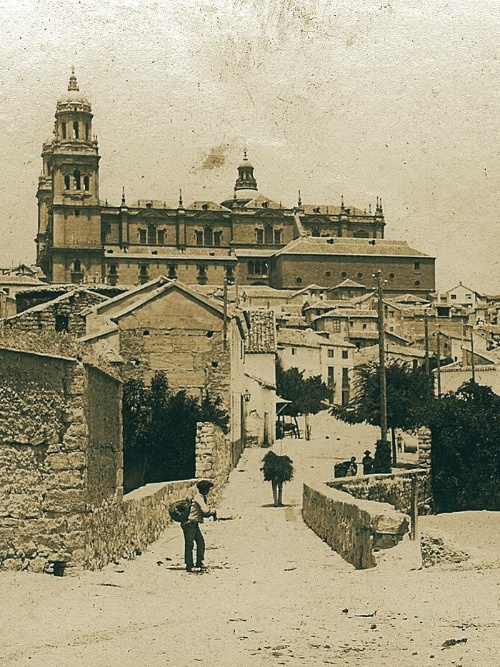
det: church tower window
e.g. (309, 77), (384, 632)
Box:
(85, 123), (90, 140)
(73, 121), (79, 139)
(83, 175), (90, 191)
(62, 122), (67, 139)
(73, 169), (81, 190)
(64, 175), (70, 190)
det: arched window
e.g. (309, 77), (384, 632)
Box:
(73, 121), (79, 139)
(73, 259), (82, 272)
(62, 122), (67, 139)
(64, 175), (70, 190)
(83, 175), (90, 191)
(71, 259), (84, 284)
(73, 169), (81, 190)
(264, 224), (273, 244)
(312, 227), (320, 237)
(204, 226), (213, 246)
(147, 225), (157, 245)
(85, 123), (90, 140)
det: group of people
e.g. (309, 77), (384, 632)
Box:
(334, 450), (375, 478)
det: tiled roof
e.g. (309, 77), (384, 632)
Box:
(274, 237), (431, 258)
(245, 310), (276, 353)
(355, 343), (426, 363)
(277, 328), (353, 348)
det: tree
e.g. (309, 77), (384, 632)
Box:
(122, 372), (229, 493)
(276, 360), (330, 440)
(330, 360), (433, 467)
(427, 380), (500, 511)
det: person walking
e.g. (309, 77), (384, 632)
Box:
(181, 479), (217, 572)
(261, 451), (294, 507)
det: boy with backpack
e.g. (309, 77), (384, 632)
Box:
(170, 479), (217, 572)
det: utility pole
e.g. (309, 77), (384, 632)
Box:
(223, 277), (228, 350)
(424, 310), (430, 376)
(469, 325), (476, 383)
(436, 328), (442, 397)
(374, 271), (388, 447)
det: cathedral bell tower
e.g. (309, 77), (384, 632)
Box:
(36, 69), (103, 283)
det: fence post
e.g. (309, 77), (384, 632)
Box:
(410, 474), (419, 541)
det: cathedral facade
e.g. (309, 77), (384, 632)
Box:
(36, 72), (435, 295)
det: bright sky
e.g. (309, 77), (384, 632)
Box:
(1, 0), (499, 292)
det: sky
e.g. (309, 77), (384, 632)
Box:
(1, 0), (500, 293)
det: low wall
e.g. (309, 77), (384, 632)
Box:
(84, 479), (196, 570)
(303, 481), (409, 569)
(328, 469), (431, 513)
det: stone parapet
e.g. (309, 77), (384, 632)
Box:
(303, 481), (409, 569)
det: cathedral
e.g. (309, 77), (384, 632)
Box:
(36, 71), (435, 295)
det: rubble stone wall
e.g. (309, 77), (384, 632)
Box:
(195, 422), (233, 505)
(3, 290), (104, 338)
(303, 481), (409, 569)
(328, 469), (431, 513)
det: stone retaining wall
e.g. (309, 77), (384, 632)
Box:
(303, 481), (409, 569)
(328, 469), (431, 513)
(195, 422), (233, 506)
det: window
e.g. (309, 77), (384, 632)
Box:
(73, 121), (79, 139)
(450, 294), (457, 300)
(274, 229), (282, 244)
(108, 263), (118, 286)
(74, 209), (80, 217)
(342, 367), (350, 388)
(62, 122), (67, 139)
(327, 366), (335, 387)
(262, 261), (269, 276)
(197, 265), (207, 284)
(204, 227), (213, 246)
(214, 231), (222, 247)
(357, 272), (363, 280)
(196, 231), (203, 246)
(354, 230), (369, 238)
(466, 293), (472, 299)
(73, 169), (81, 190)
(139, 263), (149, 283)
(296, 277), (303, 285)
(362, 323), (367, 330)
(147, 225), (156, 245)
(415, 280), (421, 287)
(340, 271), (347, 278)
(256, 228), (264, 244)
(248, 261), (254, 275)
(139, 229), (146, 244)
(83, 175), (90, 191)
(389, 272), (395, 280)
(331, 320), (341, 333)
(64, 175), (70, 190)
(54, 313), (69, 333)
(414, 261), (421, 271)
(264, 225), (273, 244)
(328, 349), (334, 358)
(167, 264), (177, 279)
(226, 266), (234, 283)
(342, 350), (349, 359)
(312, 228), (320, 237)
(291, 348), (296, 355)
(325, 271), (331, 278)
(157, 229), (165, 245)
(85, 123), (90, 141)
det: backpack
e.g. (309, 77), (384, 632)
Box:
(168, 497), (192, 523)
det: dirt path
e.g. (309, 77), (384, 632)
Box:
(0, 416), (499, 666)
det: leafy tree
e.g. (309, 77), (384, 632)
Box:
(427, 380), (500, 511)
(276, 359), (330, 439)
(122, 372), (229, 492)
(330, 360), (434, 466)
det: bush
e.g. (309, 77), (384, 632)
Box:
(372, 439), (392, 474)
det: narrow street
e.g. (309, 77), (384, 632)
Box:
(0, 416), (499, 667)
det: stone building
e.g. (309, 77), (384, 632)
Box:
(36, 71), (435, 295)
(82, 278), (249, 463)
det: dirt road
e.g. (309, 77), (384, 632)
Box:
(0, 416), (499, 666)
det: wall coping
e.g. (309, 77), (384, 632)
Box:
(123, 478), (197, 502)
(328, 468), (428, 489)
(0, 345), (77, 363)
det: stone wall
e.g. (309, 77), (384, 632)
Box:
(417, 427), (432, 468)
(303, 481), (409, 569)
(328, 469), (431, 513)
(0, 347), (122, 574)
(195, 422), (233, 505)
(3, 289), (105, 338)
